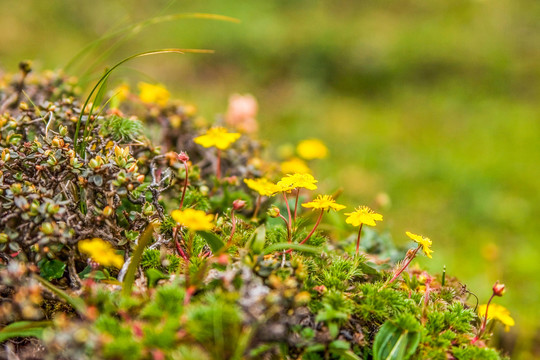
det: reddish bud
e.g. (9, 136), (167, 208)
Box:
(232, 199), (246, 211)
(216, 253), (230, 266)
(177, 151), (190, 163)
(492, 281), (506, 297)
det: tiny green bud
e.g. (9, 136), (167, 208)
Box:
(0, 233), (8, 243)
(267, 206), (280, 218)
(10, 183), (22, 195)
(47, 155), (58, 166)
(59, 125), (68, 136)
(40, 222), (54, 235)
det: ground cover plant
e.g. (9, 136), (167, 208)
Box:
(0, 66), (514, 359)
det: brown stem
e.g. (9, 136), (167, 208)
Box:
(179, 161), (189, 209)
(355, 223), (364, 256)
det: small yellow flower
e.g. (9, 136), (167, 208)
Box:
(193, 127), (241, 150)
(78, 238), (124, 268)
(405, 231), (433, 259)
(302, 195), (346, 212)
(244, 178), (280, 197)
(280, 157), (311, 174)
(138, 82), (170, 106)
(297, 139), (328, 160)
(171, 208), (214, 231)
(478, 303), (515, 332)
(277, 173), (318, 192)
(345, 206), (383, 227)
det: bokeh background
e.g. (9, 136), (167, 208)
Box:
(1, 0), (539, 357)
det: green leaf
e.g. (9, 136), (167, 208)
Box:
(245, 225), (266, 254)
(146, 268), (169, 288)
(38, 259), (66, 281)
(0, 321), (52, 342)
(260, 242), (322, 256)
(373, 320), (421, 360)
(123, 222), (157, 296)
(197, 231), (225, 253)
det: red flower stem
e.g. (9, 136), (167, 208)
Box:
(173, 227), (188, 261)
(282, 192), (292, 227)
(228, 209), (236, 245)
(472, 293), (496, 344)
(278, 213), (291, 242)
(293, 189), (300, 223)
(355, 223), (364, 256)
(285, 209), (324, 254)
(386, 246), (421, 285)
(179, 161), (189, 209)
(252, 195), (262, 219)
(216, 149), (222, 179)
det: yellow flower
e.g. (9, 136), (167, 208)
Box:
(244, 178), (280, 197)
(78, 238), (124, 268)
(302, 195), (346, 212)
(405, 231), (433, 259)
(297, 139), (328, 160)
(478, 303), (515, 332)
(277, 173), (318, 192)
(280, 157), (311, 174)
(193, 127), (241, 150)
(138, 82), (170, 106)
(345, 206), (383, 227)
(171, 208), (214, 231)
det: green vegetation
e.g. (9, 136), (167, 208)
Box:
(0, 71), (511, 358)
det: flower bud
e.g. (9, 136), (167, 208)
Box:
(40, 222), (54, 235)
(136, 174), (145, 183)
(103, 206), (114, 217)
(177, 151), (190, 163)
(492, 281), (506, 297)
(59, 125), (68, 136)
(267, 206), (280, 218)
(232, 199), (246, 211)
(0, 233), (8, 243)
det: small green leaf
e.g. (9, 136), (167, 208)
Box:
(146, 268), (169, 288)
(38, 259), (66, 281)
(197, 231), (225, 253)
(373, 320), (421, 360)
(0, 321), (52, 342)
(246, 225), (266, 254)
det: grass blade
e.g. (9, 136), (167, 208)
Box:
(73, 48), (213, 155)
(122, 222), (158, 296)
(65, 12), (239, 72)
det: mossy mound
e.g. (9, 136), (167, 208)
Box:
(0, 70), (507, 359)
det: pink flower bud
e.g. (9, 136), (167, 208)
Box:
(232, 199), (246, 210)
(492, 281), (506, 297)
(177, 151), (190, 163)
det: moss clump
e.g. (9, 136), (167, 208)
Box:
(0, 70), (509, 360)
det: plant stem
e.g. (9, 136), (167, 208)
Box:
(385, 246), (421, 287)
(216, 149), (221, 179)
(355, 223), (364, 256)
(472, 293), (496, 344)
(278, 213), (291, 242)
(173, 227), (188, 261)
(228, 209), (236, 245)
(179, 161), (189, 209)
(285, 209), (324, 254)
(294, 189), (300, 222)
(282, 192), (292, 227)
(252, 195), (262, 220)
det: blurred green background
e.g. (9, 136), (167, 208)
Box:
(1, 0), (539, 357)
